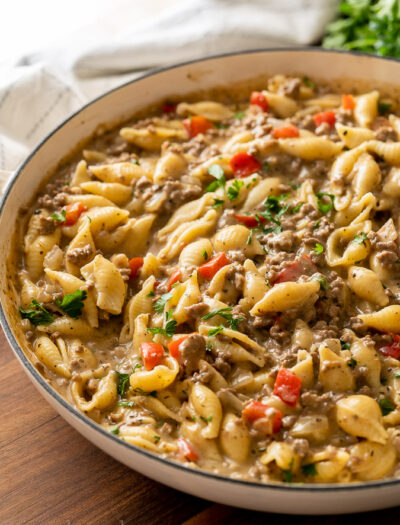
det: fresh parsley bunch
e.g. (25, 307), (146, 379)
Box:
(323, 0), (400, 58)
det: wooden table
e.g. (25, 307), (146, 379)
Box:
(1, 332), (399, 524)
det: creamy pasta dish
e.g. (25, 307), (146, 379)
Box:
(15, 75), (400, 484)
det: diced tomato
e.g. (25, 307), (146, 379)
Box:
(168, 333), (197, 361)
(140, 342), (164, 371)
(250, 91), (269, 112)
(63, 202), (87, 226)
(197, 252), (230, 280)
(129, 257), (144, 279)
(273, 368), (302, 407)
(183, 116), (213, 137)
(229, 152), (262, 178)
(167, 268), (182, 291)
(273, 255), (316, 284)
(242, 400), (282, 434)
(379, 334), (400, 359)
(162, 101), (176, 114)
(313, 110), (336, 128)
(342, 94), (355, 111)
(177, 438), (199, 462)
(234, 213), (261, 228)
(273, 126), (299, 139)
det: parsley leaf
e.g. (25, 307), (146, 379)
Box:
(212, 198), (225, 209)
(19, 299), (54, 326)
(154, 291), (173, 314)
(259, 194), (290, 233)
(55, 289), (87, 319)
(311, 275), (329, 291)
(353, 232), (368, 246)
(117, 400), (135, 408)
(232, 111), (246, 119)
(340, 340), (351, 350)
(208, 325), (225, 336)
(316, 192), (335, 214)
(378, 101), (392, 114)
(202, 249), (209, 260)
(290, 202), (304, 214)
(200, 415), (213, 423)
(205, 165), (226, 193)
(116, 371), (130, 397)
(263, 162), (270, 172)
(302, 463), (318, 477)
(110, 425), (120, 435)
(201, 307), (243, 331)
(51, 210), (66, 223)
(146, 290), (155, 297)
(379, 398), (396, 416)
(303, 76), (315, 88)
(227, 179), (244, 201)
(313, 243), (324, 254)
(148, 311), (177, 337)
(133, 387), (157, 397)
(247, 229), (253, 245)
(347, 358), (357, 369)
(153, 434), (161, 442)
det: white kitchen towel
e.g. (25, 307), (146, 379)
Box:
(0, 0), (338, 182)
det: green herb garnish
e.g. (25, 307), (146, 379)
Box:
(208, 326), (225, 337)
(110, 426), (120, 435)
(116, 371), (130, 397)
(202, 249), (209, 260)
(19, 299), (54, 326)
(247, 230), (254, 245)
(153, 435), (161, 442)
(316, 192), (334, 214)
(353, 232), (368, 246)
(347, 358), (357, 369)
(212, 198), (225, 209)
(200, 415), (213, 423)
(232, 111), (246, 119)
(379, 398), (396, 416)
(146, 290), (155, 297)
(313, 243), (324, 254)
(378, 101), (392, 114)
(302, 463), (318, 477)
(227, 179), (244, 201)
(340, 340), (351, 350)
(117, 400), (135, 408)
(201, 307), (243, 331)
(205, 165), (226, 193)
(51, 210), (66, 223)
(154, 291), (173, 314)
(148, 311), (177, 337)
(303, 76), (315, 88)
(311, 275), (329, 290)
(55, 289), (87, 319)
(133, 387), (157, 397)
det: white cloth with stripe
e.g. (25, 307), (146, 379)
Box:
(0, 0), (338, 187)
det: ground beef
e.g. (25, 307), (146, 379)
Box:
(38, 216), (56, 235)
(265, 230), (294, 252)
(225, 265), (245, 292)
(180, 333), (206, 376)
(290, 438), (309, 457)
(192, 361), (214, 384)
(217, 388), (243, 414)
(279, 77), (301, 98)
(67, 244), (94, 264)
(227, 250), (246, 264)
(371, 117), (397, 142)
(335, 107), (353, 125)
(161, 180), (202, 214)
(38, 191), (67, 210)
(185, 301), (208, 320)
(368, 230), (400, 269)
(301, 390), (343, 414)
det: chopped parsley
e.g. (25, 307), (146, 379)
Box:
(132, 363), (142, 373)
(133, 387), (157, 397)
(154, 291), (173, 314)
(303, 76), (315, 89)
(259, 194), (290, 234)
(131, 158), (140, 165)
(215, 123), (228, 129)
(290, 202), (304, 214)
(207, 325), (225, 337)
(212, 198), (225, 209)
(378, 102), (392, 115)
(148, 311), (177, 337)
(110, 425), (120, 435)
(301, 463), (318, 477)
(51, 209), (66, 223)
(116, 371), (130, 397)
(353, 232), (368, 246)
(55, 289), (87, 319)
(316, 192), (335, 214)
(232, 110), (246, 120)
(201, 307), (243, 331)
(313, 243), (324, 254)
(19, 300), (54, 326)
(289, 183), (300, 190)
(340, 340), (351, 350)
(263, 162), (270, 173)
(379, 398), (396, 416)
(202, 249), (209, 260)
(146, 290), (155, 298)
(312, 275), (329, 291)
(282, 459), (294, 483)
(200, 415), (213, 423)
(117, 400), (135, 408)
(227, 179), (244, 201)
(347, 358), (357, 369)
(153, 435), (161, 442)
(247, 229), (254, 245)
(205, 164), (226, 193)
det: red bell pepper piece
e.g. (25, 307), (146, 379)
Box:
(273, 368), (302, 406)
(167, 268), (182, 291)
(379, 334), (400, 359)
(197, 252), (230, 280)
(234, 213), (261, 228)
(177, 438), (199, 462)
(140, 342), (164, 371)
(129, 257), (144, 279)
(273, 126), (299, 139)
(162, 101), (176, 114)
(313, 110), (336, 128)
(63, 202), (87, 226)
(250, 91), (269, 112)
(274, 255), (317, 284)
(341, 94), (355, 111)
(229, 152), (262, 178)
(242, 400), (282, 434)
(167, 333), (197, 361)
(183, 115), (213, 138)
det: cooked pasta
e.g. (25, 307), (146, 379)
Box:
(13, 75), (400, 485)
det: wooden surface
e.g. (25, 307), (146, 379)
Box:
(1, 331), (400, 525)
